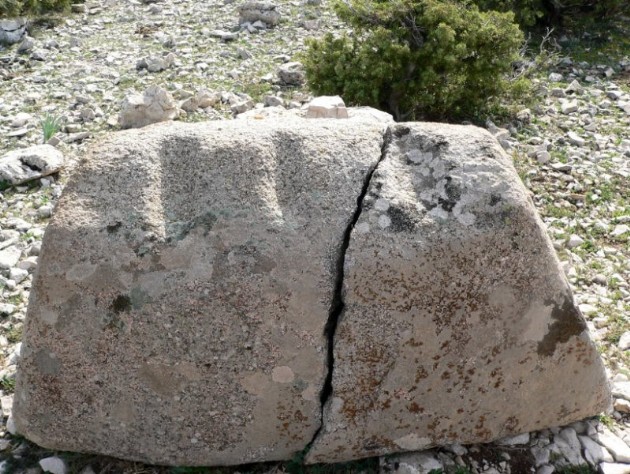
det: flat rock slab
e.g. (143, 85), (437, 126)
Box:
(0, 145), (64, 185)
(13, 119), (385, 465)
(306, 123), (610, 463)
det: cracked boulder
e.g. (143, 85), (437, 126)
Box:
(0, 145), (64, 185)
(13, 120), (608, 467)
(306, 123), (610, 463)
(13, 119), (385, 465)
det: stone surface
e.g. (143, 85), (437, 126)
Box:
(238, 2), (281, 26)
(277, 62), (305, 86)
(0, 18), (27, 45)
(381, 451), (443, 474)
(0, 145), (64, 185)
(306, 123), (610, 463)
(13, 119), (385, 466)
(579, 434), (613, 464)
(596, 429), (630, 463)
(39, 457), (67, 474)
(601, 463), (630, 474)
(306, 96), (349, 119)
(118, 85), (179, 129)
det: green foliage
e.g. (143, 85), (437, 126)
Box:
(473, 0), (630, 27)
(303, 0), (524, 122)
(556, 465), (597, 474)
(0, 375), (15, 393)
(40, 113), (62, 143)
(473, 0), (546, 27)
(0, 0), (78, 17)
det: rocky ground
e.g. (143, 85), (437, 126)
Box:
(0, 0), (628, 473)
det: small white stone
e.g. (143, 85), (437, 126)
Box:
(10, 112), (32, 128)
(614, 398), (630, 413)
(611, 225), (629, 237)
(17, 256), (38, 272)
(531, 446), (550, 466)
(578, 303), (598, 315)
(537, 465), (555, 474)
(567, 234), (585, 248)
(497, 432), (530, 446)
(0, 246), (21, 270)
(561, 100), (579, 114)
(9, 267), (28, 284)
(39, 456), (68, 474)
(601, 463), (630, 474)
(613, 381), (630, 401)
(0, 304), (16, 316)
(567, 131), (586, 146)
(0, 394), (13, 417)
(618, 332), (630, 350)
(6, 414), (17, 434)
(306, 96), (348, 119)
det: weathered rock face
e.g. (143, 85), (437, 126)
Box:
(306, 123), (610, 463)
(238, 2), (281, 27)
(0, 18), (27, 45)
(14, 119), (609, 467)
(118, 85), (179, 129)
(13, 119), (385, 465)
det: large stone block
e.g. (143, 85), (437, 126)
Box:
(13, 119), (385, 465)
(306, 123), (610, 463)
(14, 119), (609, 467)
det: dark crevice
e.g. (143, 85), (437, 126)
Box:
(301, 128), (395, 458)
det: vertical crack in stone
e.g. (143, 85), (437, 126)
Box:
(301, 127), (394, 456)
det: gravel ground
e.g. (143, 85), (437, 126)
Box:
(0, 1), (628, 473)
